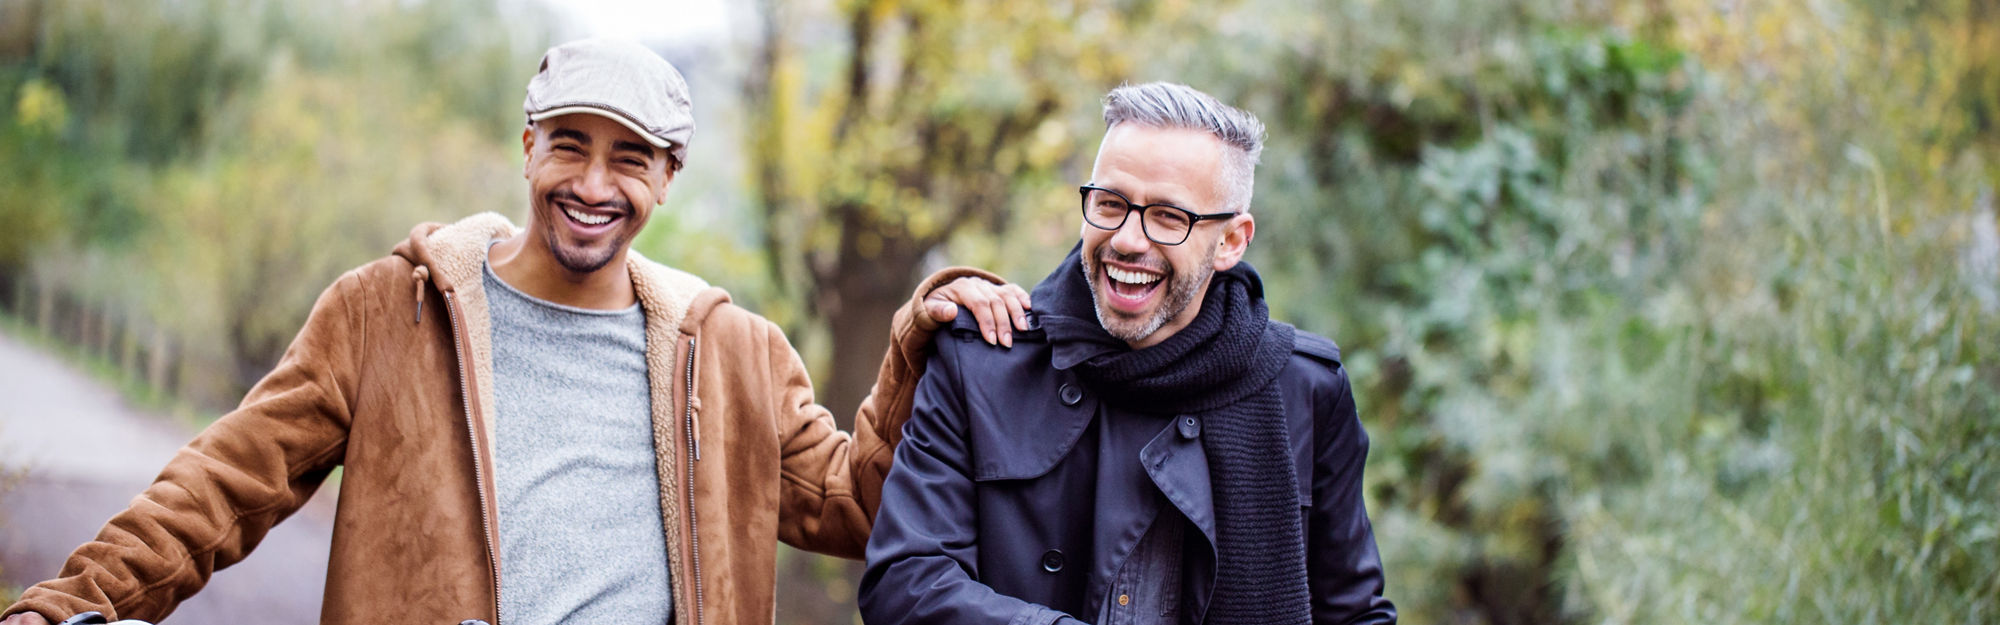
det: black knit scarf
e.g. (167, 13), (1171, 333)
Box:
(1033, 245), (1310, 625)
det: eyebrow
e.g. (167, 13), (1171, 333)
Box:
(1106, 186), (1188, 209)
(611, 140), (655, 160)
(548, 128), (656, 162)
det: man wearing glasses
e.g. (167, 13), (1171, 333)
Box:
(859, 82), (1396, 624)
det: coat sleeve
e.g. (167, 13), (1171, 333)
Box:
(857, 343), (1078, 625)
(2, 272), (363, 624)
(1308, 366), (1399, 624)
(770, 267), (1004, 559)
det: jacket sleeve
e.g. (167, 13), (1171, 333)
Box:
(848, 267), (1005, 518)
(770, 267), (1005, 559)
(2, 272), (362, 624)
(1309, 366), (1398, 624)
(857, 343), (1078, 625)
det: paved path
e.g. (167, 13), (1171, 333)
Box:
(0, 331), (332, 623)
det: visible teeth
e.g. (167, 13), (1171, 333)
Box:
(565, 208), (612, 225)
(1106, 267), (1161, 285)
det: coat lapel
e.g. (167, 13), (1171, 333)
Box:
(1139, 420), (1215, 547)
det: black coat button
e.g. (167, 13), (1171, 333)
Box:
(1179, 416), (1200, 439)
(1040, 548), (1066, 572)
(1059, 383), (1083, 406)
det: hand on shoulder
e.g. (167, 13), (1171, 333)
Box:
(924, 276), (1032, 347)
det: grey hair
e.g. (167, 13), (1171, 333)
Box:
(1102, 82), (1265, 212)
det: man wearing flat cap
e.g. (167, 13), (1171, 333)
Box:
(2, 37), (1027, 625)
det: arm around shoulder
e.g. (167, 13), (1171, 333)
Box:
(842, 266), (1010, 519)
(854, 266), (1007, 454)
(765, 266), (1007, 558)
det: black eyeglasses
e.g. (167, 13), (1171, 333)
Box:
(1078, 184), (1238, 246)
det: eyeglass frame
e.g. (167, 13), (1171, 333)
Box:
(1077, 184), (1240, 246)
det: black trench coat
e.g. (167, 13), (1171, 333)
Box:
(860, 311), (1397, 625)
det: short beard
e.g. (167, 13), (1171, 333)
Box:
(541, 190), (633, 274)
(545, 230), (625, 274)
(1082, 246), (1215, 345)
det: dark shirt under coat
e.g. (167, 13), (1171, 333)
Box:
(859, 310), (1397, 624)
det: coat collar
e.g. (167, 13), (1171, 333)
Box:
(389, 212), (720, 456)
(394, 212), (716, 334)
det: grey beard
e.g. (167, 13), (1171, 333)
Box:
(1082, 248), (1215, 345)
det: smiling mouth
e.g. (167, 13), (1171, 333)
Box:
(1102, 264), (1164, 304)
(564, 206), (615, 226)
(553, 192), (630, 232)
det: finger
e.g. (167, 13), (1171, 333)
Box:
(925, 299), (958, 323)
(1002, 288), (1029, 331)
(975, 286), (1005, 345)
(978, 291), (998, 345)
(1009, 284), (1032, 310)
(989, 293), (1013, 347)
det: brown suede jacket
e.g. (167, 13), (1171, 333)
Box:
(4, 213), (993, 625)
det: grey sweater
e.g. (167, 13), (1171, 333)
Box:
(485, 257), (673, 625)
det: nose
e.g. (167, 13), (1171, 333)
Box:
(1109, 212), (1153, 255)
(574, 160), (617, 205)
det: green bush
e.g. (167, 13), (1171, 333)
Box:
(935, 6), (1998, 616)
(0, 0), (544, 409)
(1165, 0), (1998, 621)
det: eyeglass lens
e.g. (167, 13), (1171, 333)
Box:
(1082, 188), (1195, 245)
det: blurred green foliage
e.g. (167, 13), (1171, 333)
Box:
(0, 0), (544, 407)
(0, 0), (1994, 623)
(1160, 1), (1998, 622)
(745, 0), (1242, 423)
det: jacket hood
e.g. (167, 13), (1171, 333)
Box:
(394, 213), (514, 294)
(389, 211), (720, 478)
(392, 212), (718, 334)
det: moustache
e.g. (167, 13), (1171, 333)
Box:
(1096, 247), (1168, 274)
(549, 189), (633, 214)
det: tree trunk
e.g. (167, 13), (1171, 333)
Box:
(147, 328), (172, 393)
(35, 278), (54, 334)
(818, 210), (925, 431)
(118, 315), (138, 378)
(0, 271), (16, 316)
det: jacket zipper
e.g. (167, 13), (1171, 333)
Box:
(683, 336), (704, 625)
(445, 291), (503, 625)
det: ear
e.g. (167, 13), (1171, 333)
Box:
(1212, 213), (1255, 271)
(649, 149), (676, 203)
(521, 126), (536, 178)
(652, 168), (675, 204)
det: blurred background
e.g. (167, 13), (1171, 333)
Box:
(0, 0), (1994, 623)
